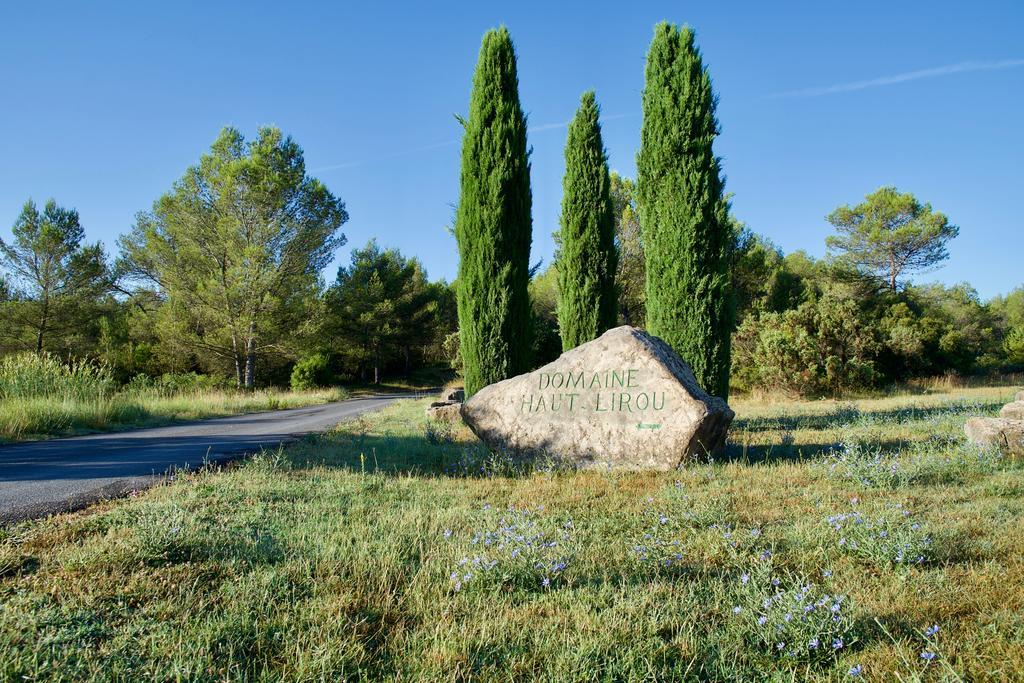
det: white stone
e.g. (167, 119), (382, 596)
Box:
(460, 326), (734, 470)
(964, 417), (1024, 456)
(1000, 402), (1024, 420)
(425, 401), (462, 423)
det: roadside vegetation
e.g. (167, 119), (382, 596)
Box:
(1, 386), (1021, 680)
(0, 353), (347, 443)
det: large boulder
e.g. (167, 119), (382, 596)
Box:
(1000, 402), (1024, 420)
(460, 326), (734, 470)
(964, 417), (1024, 457)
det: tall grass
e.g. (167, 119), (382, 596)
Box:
(0, 353), (115, 402)
(733, 372), (1024, 403)
(0, 353), (348, 442)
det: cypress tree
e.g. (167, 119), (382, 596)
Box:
(556, 91), (618, 351)
(636, 23), (733, 398)
(455, 27), (533, 397)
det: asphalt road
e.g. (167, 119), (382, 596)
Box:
(0, 394), (408, 523)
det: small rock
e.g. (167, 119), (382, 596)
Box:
(426, 401), (463, 423)
(964, 417), (1024, 456)
(446, 388), (465, 402)
(1000, 402), (1024, 420)
(460, 325), (734, 470)
(1016, 390), (1024, 402)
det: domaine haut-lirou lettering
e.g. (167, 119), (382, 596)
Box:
(519, 368), (666, 414)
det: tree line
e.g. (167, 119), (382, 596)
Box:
(2, 24), (1021, 397)
(0, 128), (455, 389)
(455, 24), (1022, 399)
(532, 178), (1023, 396)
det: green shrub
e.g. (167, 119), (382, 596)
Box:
(732, 293), (878, 396)
(1005, 326), (1024, 365)
(442, 331), (462, 373)
(123, 372), (227, 397)
(290, 353), (330, 391)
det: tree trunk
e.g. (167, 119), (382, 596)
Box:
(231, 333), (244, 388)
(244, 334), (256, 390)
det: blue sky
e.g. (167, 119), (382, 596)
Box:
(1, 1), (1021, 299)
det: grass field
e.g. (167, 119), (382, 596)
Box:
(0, 387), (350, 444)
(1, 386), (1021, 681)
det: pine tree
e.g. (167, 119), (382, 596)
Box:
(455, 27), (533, 397)
(556, 91), (618, 351)
(636, 23), (733, 398)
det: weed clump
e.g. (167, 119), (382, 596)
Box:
(727, 558), (856, 666)
(825, 503), (932, 566)
(443, 504), (576, 592)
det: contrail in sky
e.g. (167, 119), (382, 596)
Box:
(310, 113), (635, 173)
(310, 139), (458, 173)
(768, 58), (1024, 98)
